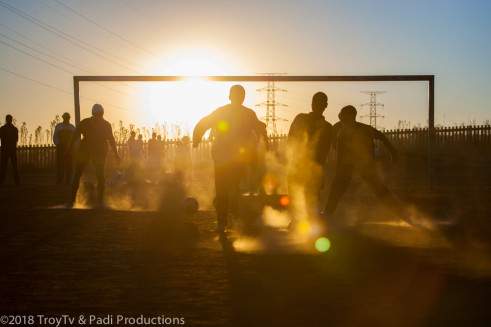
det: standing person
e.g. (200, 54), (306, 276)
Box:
(173, 136), (192, 185)
(147, 132), (160, 180)
(193, 85), (267, 232)
(0, 114), (20, 185)
(127, 131), (142, 181)
(53, 112), (75, 184)
(67, 104), (121, 207)
(287, 92), (333, 219)
(322, 105), (408, 223)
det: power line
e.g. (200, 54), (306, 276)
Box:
(0, 35), (141, 101)
(0, 0), (145, 74)
(0, 66), (140, 114)
(52, 0), (163, 59)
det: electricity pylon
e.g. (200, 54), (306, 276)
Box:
(256, 73), (288, 135)
(361, 91), (386, 128)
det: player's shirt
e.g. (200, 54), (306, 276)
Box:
(74, 117), (115, 158)
(287, 112), (333, 167)
(0, 123), (18, 149)
(336, 121), (386, 169)
(193, 104), (266, 163)
(53, 122), (75, 148)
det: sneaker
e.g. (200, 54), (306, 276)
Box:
(214, 224), (225, 233)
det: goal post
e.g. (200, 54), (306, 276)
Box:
(73, 75), (435, 189)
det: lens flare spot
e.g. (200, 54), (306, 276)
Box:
(279, 195), (290, 206)
(217, 120), (228, 133)
(315, 237), (331, 252)
(298, 221), (310, 234)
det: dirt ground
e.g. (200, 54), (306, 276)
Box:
(1, 155), (491, 327)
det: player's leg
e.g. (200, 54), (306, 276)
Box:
(65, 148), (73, 185)
(361, 166), (406, 219)
(0, 149), (8, 185)
(10, 148), (20, 185)
(228, 163), (244, 218)
(56, 146), (64, 184)
(323, 167), (353, 216)
(71, 161), (86, 203)
(95, 160), (105, 205)
(214, 161), (230, 230)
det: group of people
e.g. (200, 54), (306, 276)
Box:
(126, 131), (192, 184)
(193, 85), (409, 232)
(0, 84), (408, 232)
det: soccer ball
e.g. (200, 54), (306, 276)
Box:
(181, 196), (199, 215)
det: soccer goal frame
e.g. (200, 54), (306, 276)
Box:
(73, 75), (435, 189)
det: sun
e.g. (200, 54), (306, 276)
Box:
(135, 49), (238, 133)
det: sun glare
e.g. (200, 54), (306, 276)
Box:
(135, 50), (238, 132)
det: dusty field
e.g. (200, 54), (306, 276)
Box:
(0, 155), (490, 327)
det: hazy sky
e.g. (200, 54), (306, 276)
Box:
(1, 0), (490, 137)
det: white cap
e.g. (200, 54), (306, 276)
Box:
(92, 103), (104, 115)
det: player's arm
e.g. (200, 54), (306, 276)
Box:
(53, 124), (61, 146)
(107, 124), (121, 163)
(287, 115), (301, 148)
(67, 124), (82, 153)
(317, 124), (334, 164)
(192, 113), (217, 148)
(374, 128), (398, 161)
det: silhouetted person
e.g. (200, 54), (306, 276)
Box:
(53, 112), (75, 184)
(0, 114), (20, 185)
(127, 131), (141, 180)
(174, 136), (192, 185)
(323, 105), (407, 222)
(67, 104), (121, 207)
(287, 92), (333, 217)
(193, 85), (267, 232)
(148, 132), (159, 166)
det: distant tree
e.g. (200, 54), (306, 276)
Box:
(34, 126), (43, 145)
(20, 122), (28, 146)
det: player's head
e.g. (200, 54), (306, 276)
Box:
(339, 105), (357, 125)
(130, 131), (136, 138)
(92, 104), (104, 118)
(312, 92), (328, 114)
(5, 114), (13, 124)
(152, 132), (157, 139)
(62, 112), (70, 122)
(229, 85), (246, 104)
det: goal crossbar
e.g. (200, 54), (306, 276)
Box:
(73, 75), (435, 189)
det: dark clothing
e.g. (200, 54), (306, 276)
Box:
(287, 112), (333, 214)
(193, 104), (267, 164)
(53, 122), (75, 184)
(193, 103), (267, 225)
(324, 121), (402, 217)
(71, 161), (105, 203)
(56, 146), (73, 184)
(288, 112), (333, 167)
(0, 148), (19, 185)
(69, 117), (117, 203)
(0, 123), (18, 149)
(336, 122), (392, 170)
(0, 123), (20, 185)
(74, 117), (116, 163)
